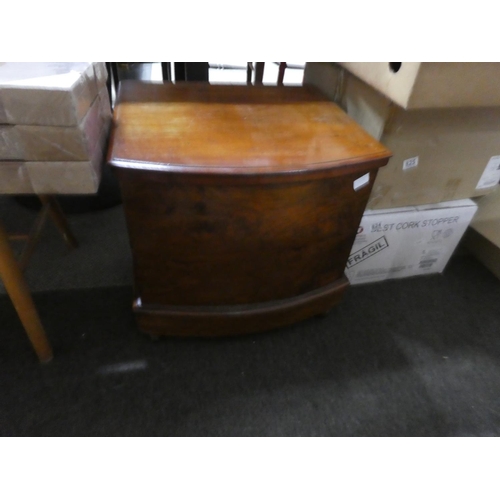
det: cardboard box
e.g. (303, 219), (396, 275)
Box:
(0, 87), (111, 161)
(345, 199), (477, 285)
(0, 124), (23, 159)
(0, 97), (7, 123)
(0, 161), (32, 194)
(0, 133), (105, 195)
(469, 187), (500, 247)
(92, 62), (108, 93)
(0, 62), (107, 126)
(463, 188), (500, 280)
(26, 143), (104, 194)
(337, 62), (500, 109)
(304, 63), (500, 209)
(97, 85), (112, 121)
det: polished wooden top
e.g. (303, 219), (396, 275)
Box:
(108, 81), (391, 175)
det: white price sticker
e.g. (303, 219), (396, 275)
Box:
(476, 156), (500, 190)
(353, 173), (370, 191)
(403, 156), (419, 170)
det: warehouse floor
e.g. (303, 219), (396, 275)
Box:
(1, 195), (500, 436)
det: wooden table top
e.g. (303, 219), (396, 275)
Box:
(108, 81), (391, 175)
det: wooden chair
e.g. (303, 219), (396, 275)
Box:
(248, 62), (288, 85)
(0, 195), (78, 362)
(106, 62), (174, 101)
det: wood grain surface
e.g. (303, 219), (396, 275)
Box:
(109, 82), (391, 336)
(109, 81), (390, 175)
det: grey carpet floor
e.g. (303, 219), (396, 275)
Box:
(0, 196), (133, 293)
(1, 196), (500, 436)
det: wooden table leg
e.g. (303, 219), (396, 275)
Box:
(39, 195), (78, 249)
(0, 219), (53, 363)
(19, 202), (50, 271)
(254, 62), (265, 85)
(246, 62), (253, 84)
(277, 62), (287, 85)
(161, 62), (172, 82)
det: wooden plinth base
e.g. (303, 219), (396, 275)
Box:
(133, 276), (349, 337)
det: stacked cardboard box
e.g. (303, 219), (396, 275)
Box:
(464, 189), (500, 280)
(0, 62), (111, 194)
(336, 62), (500, 109)
(304, 62), (500, 283)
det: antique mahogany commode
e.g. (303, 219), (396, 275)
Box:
(108, 81), (391, 337)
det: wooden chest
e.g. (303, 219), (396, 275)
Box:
(108, 81), (391, 337)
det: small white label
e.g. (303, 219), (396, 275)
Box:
(476, 156), (500, 190)
(353, 173), (370, 191)
(419, 248), (442, 271)
(403, 156), (419, 170)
